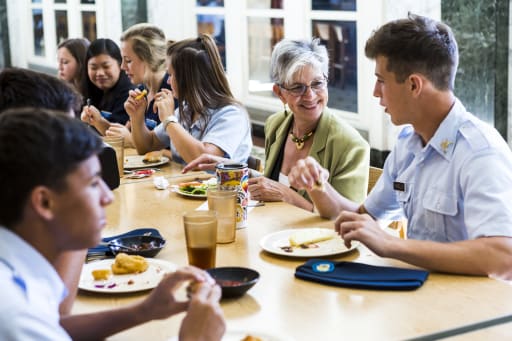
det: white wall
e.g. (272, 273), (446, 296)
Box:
(7, 1), (29, 68)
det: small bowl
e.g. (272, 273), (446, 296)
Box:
(108, 235), (166, 258)
(206, 267), (260, 298)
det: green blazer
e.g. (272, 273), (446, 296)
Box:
(264, 108), (370, 203)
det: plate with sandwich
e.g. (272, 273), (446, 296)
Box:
(176, 178), (217, 198)
(124, 151), (169, 169)
(259, 227), (359, 258)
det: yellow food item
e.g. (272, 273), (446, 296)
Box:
(241, 336), (262, 341)
(134, 89), (148, 100)
(312, 179), (325, 192)
(186, 281), (201, 298)
(143, 150), (163, 163)
(289, 228), (336, 246)
(111, 253), (148, 275)
(91, 269), (112, 281)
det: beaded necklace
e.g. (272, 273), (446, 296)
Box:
(289, 130), (314, 150)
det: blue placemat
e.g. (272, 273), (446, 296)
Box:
(87, 228), (162, 256)
(295, 259), (429, 291)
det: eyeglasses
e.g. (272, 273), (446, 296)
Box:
(279, 78), (328, 97)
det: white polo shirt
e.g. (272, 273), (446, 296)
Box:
(154, 104), (253, 165)
(0, 227), (71, 340)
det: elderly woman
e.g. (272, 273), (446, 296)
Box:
(184, 38), (369, 218)
(126, 34), (252, 164)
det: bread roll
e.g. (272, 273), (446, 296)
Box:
(143, 150), (163, 163)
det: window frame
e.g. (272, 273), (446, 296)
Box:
(26, 0), (118, 70)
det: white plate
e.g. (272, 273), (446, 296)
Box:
(174, 178), (217, 198)
(124, 155), (170, 169)
(79, 258), (176, 293)
(176, 188), (207, 198)
(168, 329), (295, 341)
(259, 228), (359, 258)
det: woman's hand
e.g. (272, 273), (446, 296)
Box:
(182, 153), (229, 173)
(124, 89), (148, 122)
(106, 123), (134, 148)
(80, 104), (110, 135)
(81, 104), (102, 125)
(248, 176), (287, 202)
(153, 88), (176, 122)
(288, 156), (329, 191)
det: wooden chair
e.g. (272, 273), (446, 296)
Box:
(367, 166), (407, 239)
(368, 166), (382, 194)
(247, 155), (263, 173)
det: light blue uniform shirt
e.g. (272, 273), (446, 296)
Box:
(365, 98), (512, 242)
(0, 227), (71, 340)
(154, 104), (253, 165)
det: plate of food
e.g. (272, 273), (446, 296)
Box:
(124, 152), (169, 169)
(259, 227), (359, 258)
(176, 178), (217, 198)
(79, 254), (176, 293)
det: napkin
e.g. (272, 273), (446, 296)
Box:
(295, 259), (429, 290)
(87, 228), (163, 256)
(153, 176), (169, 189)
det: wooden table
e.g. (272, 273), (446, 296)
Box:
(73, 162), (512, 341)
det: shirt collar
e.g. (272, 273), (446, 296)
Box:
(0, 227), (67, 300)
(427, 98), (466, 160)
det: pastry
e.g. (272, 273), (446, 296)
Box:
(91, 269), (112, 281)
(111, 253), (148, 275)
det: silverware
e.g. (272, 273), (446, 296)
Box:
(99, 241), (139, 252)
(85, 252), (110, 263)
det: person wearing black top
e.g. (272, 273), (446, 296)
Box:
(80, 38), (134, 136)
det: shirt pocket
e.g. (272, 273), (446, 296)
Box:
(423, 189), (457, 215)
(422, 189), (458, 240)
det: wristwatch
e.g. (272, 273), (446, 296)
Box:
(163, 115), (178, 130)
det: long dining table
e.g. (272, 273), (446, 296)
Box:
(72, 158), (512, 341)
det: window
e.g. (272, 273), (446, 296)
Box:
(32, 8), (45, 56)
(240, 0), (369, 122)
(312, 20), (357, 113)
(196, 0), (226, 68)
(245, 1), (284, 101)
(81, 11), (97, 41)
(247, 16), (283, 97)
(28, 0), (101, 68)
(55, 10), (68, 44)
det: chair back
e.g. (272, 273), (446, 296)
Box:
(247, 155), (263, 172)
(368, 166), (382, 194)
(367, 166), (406, 239)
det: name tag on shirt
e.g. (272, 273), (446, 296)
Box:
(393, 182), (405, 192)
